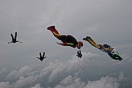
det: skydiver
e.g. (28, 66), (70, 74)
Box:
(47, 26), (83, 49)
(8, 32), (22, 44)
(37, 52), (46, 61)
(76, 50), (82, 58)
(83, 36), (122, 61)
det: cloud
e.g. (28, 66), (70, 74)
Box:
(85, 76), (119, 88)
(118, 72), (124, 82)
(14, 76), (38, 88)
(55, 75), (85, 88)
(31, 83), (42, 88)
(48, 52), (99, 82)
(55, 75), (119, 88)
(0, 52), (99, 88)
(0, 52), (131, 88)
(6, 66), (37, 82)
(0, 82), (12, 88)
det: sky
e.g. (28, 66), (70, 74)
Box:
(0, 0), (132, 88)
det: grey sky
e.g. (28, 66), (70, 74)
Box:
(0, 0), (132, 88)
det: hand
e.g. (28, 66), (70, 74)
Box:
(56, 42), (67, 46)
(56, 42), (62, 45)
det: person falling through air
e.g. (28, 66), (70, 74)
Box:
(83, 36), (122, 61)
(76, 50), (82, 58)
(37, 52), (46, 61)
(8, 32), (22, 44)
(47, 26), (83, 49)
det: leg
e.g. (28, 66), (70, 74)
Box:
(47, 26), (61, 38)
(43, 52), (45, 57)
(39, 52), (42, 57)
(11, 34), (14, 40)
(83, 36), (101, 49)
(15, 32), (17, 40)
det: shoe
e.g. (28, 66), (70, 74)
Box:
(47, 26), (55, 30)
(83, 36), (90, 40)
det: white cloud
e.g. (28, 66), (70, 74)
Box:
(85, 76), (119, 88)
(48, 52), (99, 82)
(57, 75), (85, 88)
(6, 66), (37, 82)
(55, 75), (119, 88)
(0, 52), (130, 88)
(31, 83), (42, 88)
(0, 52), (99, 88)
(118, 72), (124, 82)
(0, 82), (12, 88)
(14, 76), (37, 88)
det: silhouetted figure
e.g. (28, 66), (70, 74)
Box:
(37, 52), (46, 61)
(76, 50), (82, 58)
(8, 32), (22, 44)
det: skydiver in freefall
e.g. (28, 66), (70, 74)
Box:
(83, 36), (122, 61)
(8, 32), (22, 44)
(47, 26), (83, 49)
(37, 52), (46, 61)
(76, 50), (82, 58)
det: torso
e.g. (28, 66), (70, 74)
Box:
(58, 35), (78, 47)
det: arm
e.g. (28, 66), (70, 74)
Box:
(56, 42), (74, 46)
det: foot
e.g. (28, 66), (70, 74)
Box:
(83, 36), (90, 40)
(47, 26), (55, 30)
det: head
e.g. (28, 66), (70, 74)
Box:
(77, 41), (83, 49)
(111, 49), (122, 61)
(113, 54), (122, 61)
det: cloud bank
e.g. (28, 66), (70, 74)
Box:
(0, 52), (129, 88)
(55, 75), (119, 88)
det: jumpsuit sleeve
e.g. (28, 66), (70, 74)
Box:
(57, 42), (74, 46)
(66, 43), (74, 46)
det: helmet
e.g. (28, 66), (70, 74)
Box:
(77, 41), (83, 49)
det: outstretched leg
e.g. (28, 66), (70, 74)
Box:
(83, 36), (101, 49)
(47, 26), (61, 38)
(43, 52), (45, 57)
(15, 32), (17, 40)
(11, 34), (14, 40)
(39, 52), (42, 58)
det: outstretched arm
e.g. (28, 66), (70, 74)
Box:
(16, 41), (22, 43)
(8, 42), (12, 44)
(37, 57), (40, 59)
(56, 42), (74, 46)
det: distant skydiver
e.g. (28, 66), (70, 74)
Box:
(76, 50), (82, 58)
(37, 52), (46, 61)
(83, 36), (122, 61)
(47, 26), (83, 49)
(8, 32), (22, 44)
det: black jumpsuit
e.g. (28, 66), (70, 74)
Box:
(57, 35), (78, 48)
